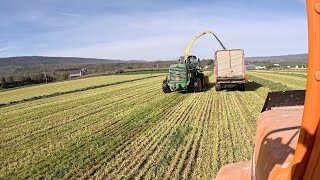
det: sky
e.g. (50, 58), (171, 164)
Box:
(0, 0), (308, 60)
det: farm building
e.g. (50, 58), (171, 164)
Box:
(245, 64), (256, 70)
(69, 68), (87, 78)
(255, 66), (267, 70)
(115, 70), (125, 74)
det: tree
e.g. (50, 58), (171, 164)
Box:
(1, 77), (7, 88)
(8, 76), (14, 84)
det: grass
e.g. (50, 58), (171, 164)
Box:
(0, 73), (164, 105)
(0, 69), (306, 179)
(119, 69), (168, 75)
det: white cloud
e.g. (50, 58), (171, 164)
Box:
(5, 2), (306, 60)
(0, 47), (9, 51)
(44, 7), (307, 60)
(57, 12), (81, 18)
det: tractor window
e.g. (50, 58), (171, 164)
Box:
(188, 56), (197, 63)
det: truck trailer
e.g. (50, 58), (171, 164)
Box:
(214, 49), (248, 91)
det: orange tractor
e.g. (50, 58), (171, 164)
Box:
(215, 0), (320, 179)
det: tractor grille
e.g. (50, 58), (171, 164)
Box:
(169, 67), (187, 81)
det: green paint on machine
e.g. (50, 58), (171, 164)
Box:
(162, 56), (207, 93)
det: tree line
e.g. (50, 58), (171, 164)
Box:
(0, 74), (58, 89)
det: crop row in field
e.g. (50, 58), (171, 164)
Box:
(0, 73), (163, 105)
(0, 70), (307, 179)
(248, 71), (307, 90)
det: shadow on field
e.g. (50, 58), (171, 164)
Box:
(244, 81), (264, 91)
(207, 81), (263, 92)
(180, 83), (214, 94)
(178, 81), (263, 93)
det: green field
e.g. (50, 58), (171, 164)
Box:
(0, 70), (307, 179)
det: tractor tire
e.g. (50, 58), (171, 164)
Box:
(162, 80), (171, 93)
(193, 78), (202, 92)
(215, 83), (222, 91)
(238, 83), (245, 91)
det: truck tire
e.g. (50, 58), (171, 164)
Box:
(238, 83), (245, 91)
(215, 83), (222, 91)
(162, 80), (171, 93)
(193, 78), (202, 92)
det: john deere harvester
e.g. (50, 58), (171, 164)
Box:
(162, 55), (207, 93)
(162, 30), (226, 93)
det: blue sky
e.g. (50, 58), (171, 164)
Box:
(0, 0), (307, 60)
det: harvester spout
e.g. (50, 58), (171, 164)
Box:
(183, 30), (226, 62)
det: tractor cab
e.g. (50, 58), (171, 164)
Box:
(179, 55), (199, 64)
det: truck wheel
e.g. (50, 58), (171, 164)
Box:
(193, 78), (202, 92)
(162, 80), (171, 93)
(238, 84), (245, 91)
(215, 83), (222, 91)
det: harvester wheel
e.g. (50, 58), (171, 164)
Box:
(215, 83), (222, 91)
(162, 80), (171, 93)
(193, 78), (202, 92)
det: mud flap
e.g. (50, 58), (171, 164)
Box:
(261, 90), (306, 112)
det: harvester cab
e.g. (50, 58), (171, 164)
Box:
(162, 55), (206, 93)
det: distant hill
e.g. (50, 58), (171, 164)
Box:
(0, 54), (308, 67)
(245, 53), (307, 62)
(0, 56), (126, 67)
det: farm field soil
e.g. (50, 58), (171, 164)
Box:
(0, 70), (306, 179)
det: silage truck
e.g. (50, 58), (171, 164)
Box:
(214, 49), (248, 91)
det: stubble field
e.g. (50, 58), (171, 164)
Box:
(0, 69), (307, 179)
